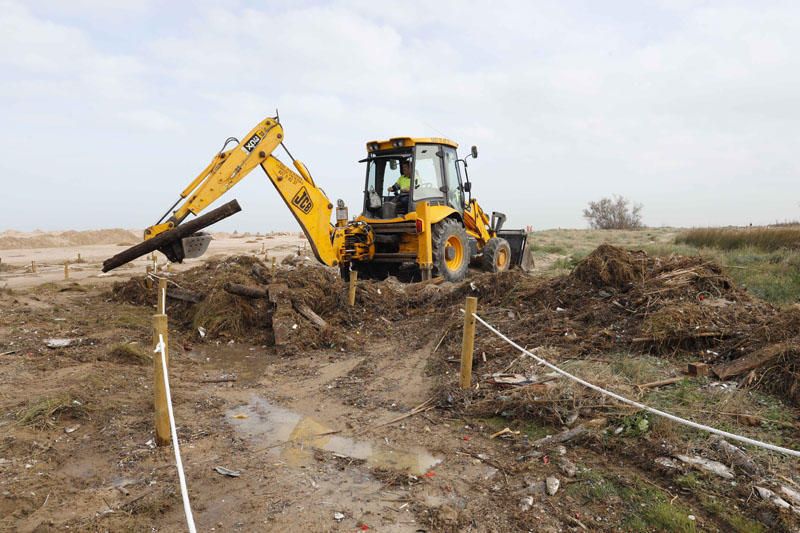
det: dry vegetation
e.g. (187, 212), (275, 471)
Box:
(531, 226), (800, 305)
(677, 226), (800, 251)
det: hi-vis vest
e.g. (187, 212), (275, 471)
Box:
(395, 174), (411, 192)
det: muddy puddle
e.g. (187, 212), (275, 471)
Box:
(227, 396), (441, 475)
(186, 344), (268, 383)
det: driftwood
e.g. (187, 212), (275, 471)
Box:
(293, 302), (327, 329)
(711, 436), (759, 476)
(166, 287), (203, 304)
(223, 282), (328, 329)
(223, 282), (267, 299)
(636, 377), (683, 390)
(632, 331), (727, 343)
(712, 340), (795, 380)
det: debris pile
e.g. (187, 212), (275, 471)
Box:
(444, 244), (800, 404)
(112, 255), (348, 351)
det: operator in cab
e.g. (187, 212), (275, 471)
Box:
(389, 161), (413, 194)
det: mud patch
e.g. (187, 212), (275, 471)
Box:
(227, 396), (440, 475)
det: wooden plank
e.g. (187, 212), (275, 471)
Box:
(712, 341), (795, 380)
(292, 302), (328, 329)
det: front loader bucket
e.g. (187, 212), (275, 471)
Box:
(497, 229), (533, 271)
(102, 199), (241, 272)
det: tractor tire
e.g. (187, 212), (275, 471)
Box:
(432, 219), (470, 282)
(481, 237), (512, 273)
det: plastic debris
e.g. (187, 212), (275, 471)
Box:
(213, 466), (241, 477)
(546, 476), (560, 495)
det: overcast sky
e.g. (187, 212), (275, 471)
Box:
(2, 0), (798, 232)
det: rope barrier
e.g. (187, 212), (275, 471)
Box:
(468, 310), (800, 458)
(155, 335), (197, 532)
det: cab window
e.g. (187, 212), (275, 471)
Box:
(442, 146), (463, 210)
(412, 145), (445, 202)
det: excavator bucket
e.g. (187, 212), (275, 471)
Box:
(497, 229), (533, 271)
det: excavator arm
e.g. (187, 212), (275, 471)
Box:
(142, 116), (340, 267)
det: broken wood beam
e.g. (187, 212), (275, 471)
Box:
(166, 287), (203, 304)
(712, 340), (796, 380)
(224, 281), (328, 330)
(687, 362), (710, 377)
(223, 282), (268, 299)
(292, 301), (327, 329)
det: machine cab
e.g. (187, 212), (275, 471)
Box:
(360, 137), (467, 220)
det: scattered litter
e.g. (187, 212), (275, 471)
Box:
(558, 457), (577, 477)
(213, 466), (241, 477)
(676, 455), (734, 479)
(64, 425), (80, 434)
(546, 476), (560, 496)
(145, 439), (155, 449)
(654, 457), (679, 469)
(519, 495), (534, 511)
(333, 512), (345, 522)
(197, 327), (207, 339)
(45, 338), (80, 348)
(489, 427), (518, 439)
(232, 413), (249, 419)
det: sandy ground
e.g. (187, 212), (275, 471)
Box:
(0, 234), (307, 290)
(2, 230), (798, 532)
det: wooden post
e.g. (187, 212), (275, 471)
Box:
(31, 260), (37, 274)
(460, 296), (478, 389)
(271, 257), (276, 273)
(157, 277), (167, 314)
(64, 261), (69, 280)
(348, 270), (358, 306)
(152, 313), (170, 446)
(77, 253), (81, 262)
(145, 265), (153, 289)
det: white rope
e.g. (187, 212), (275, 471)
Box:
(468, 311), (800, 458)
(155, 335), (197, 533)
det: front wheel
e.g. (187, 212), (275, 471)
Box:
(482, 237), (512, 273)
(432, 219), (470, 282)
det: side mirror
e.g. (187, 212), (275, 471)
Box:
(471, 145), (478, 159)
(389, 160), (398, 170)
(463, 182), (472, 192)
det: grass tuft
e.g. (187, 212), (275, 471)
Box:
(107, 343), (150, 364)
(16, 394), (87, 429)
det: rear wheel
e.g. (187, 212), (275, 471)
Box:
(432, 219), (470, 282)
(481, 237), (512, 273)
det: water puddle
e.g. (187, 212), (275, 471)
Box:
(227, 396), (440, 475)
(187, 344), (268, 383)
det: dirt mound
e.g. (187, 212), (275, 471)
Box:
(0, 229), (139, 249)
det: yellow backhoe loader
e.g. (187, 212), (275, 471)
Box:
(103, 114), (530, 282)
